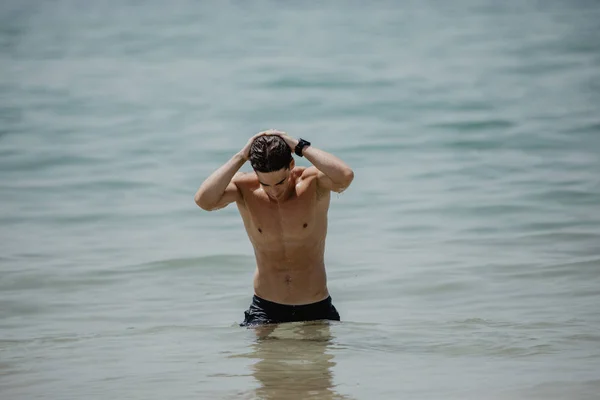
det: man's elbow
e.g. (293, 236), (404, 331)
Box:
(334, 168), (354, 193)
(342, 168), (354, 187)
(194, 192), (215, 211)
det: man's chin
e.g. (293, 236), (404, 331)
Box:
(271, 193), (284, 201)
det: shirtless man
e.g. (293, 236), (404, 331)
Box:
(194, 130), (354, 326)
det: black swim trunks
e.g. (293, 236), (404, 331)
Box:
(240, 295), (341, 327)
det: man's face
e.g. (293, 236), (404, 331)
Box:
(255, 167), (292, 201)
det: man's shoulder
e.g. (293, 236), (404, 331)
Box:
(297, 167), (325, 191)
(296, 167), (329, 199)
(298, 166), (320, 180)
(233, 172), (260, 194)
(233, 172), (257, 184)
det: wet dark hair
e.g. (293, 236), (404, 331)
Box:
(249, 135), (293, 173)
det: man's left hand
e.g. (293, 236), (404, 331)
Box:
(263, 129), (299, 151)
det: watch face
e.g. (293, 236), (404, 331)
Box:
(295, 140), (309, 156)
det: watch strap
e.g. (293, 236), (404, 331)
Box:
(295, 138), (311, 157)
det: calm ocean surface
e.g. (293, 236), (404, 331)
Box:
(1, 1), (600, 399)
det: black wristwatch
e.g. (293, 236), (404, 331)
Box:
(295, 138), (311, 157)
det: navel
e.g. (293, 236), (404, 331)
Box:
(258, 228), (262, 233)
(284, 274), (292, 285)
(303, 223), (308, 228)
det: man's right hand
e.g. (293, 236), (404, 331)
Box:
(241, 130), (274, 160)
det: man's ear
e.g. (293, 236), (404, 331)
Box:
(289, 158), (295, 169)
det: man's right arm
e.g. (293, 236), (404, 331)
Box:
(194, 152), (246, 211)
(194, 131), (269, 211)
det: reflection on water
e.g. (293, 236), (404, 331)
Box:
(239, 322), (350, 400)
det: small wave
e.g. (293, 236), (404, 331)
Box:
(0, 154), (98, 173)
(517, 379), (600, 400)
(566, 333), (600, 343)
(261, 77), (394, 90)
(121, 254), (252, 274)
(429, 119), (515, 132)
(502, 257), (600, 281)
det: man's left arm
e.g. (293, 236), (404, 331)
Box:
(302, 145), (354, 193)
(271, 131), (354, 193)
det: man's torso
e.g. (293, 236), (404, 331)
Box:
(235, 167), (331, 305)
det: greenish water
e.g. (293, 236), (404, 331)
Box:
(1, 1), (600, 399)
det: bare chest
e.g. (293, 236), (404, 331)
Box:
(239, 190), (329, 243)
